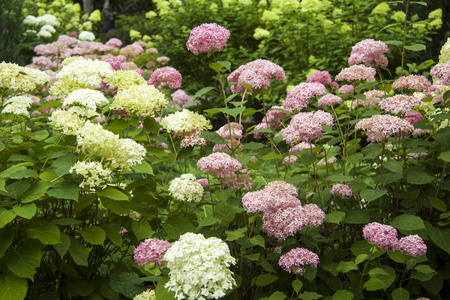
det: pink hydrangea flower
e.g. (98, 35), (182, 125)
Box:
(221, 171), (253, 190)
(180, 129), (208, 148)
(392, 75), (431, 92)
(289, 142), (316, 154)
(355, 114), (414, 143)
(306, 71), (332, 85)
(348, 39), (390, 67)
(398, 235), (427, 257)
(301, 204), (326, 228)
(362, 222), (399, 252)
(379, 95), (421, 115)
(430, 61), (450, 85)
(171, 89), (190, 105)
(404, 111), (424, 124)
(197, 152), (242, 178)
(282, 82), (327, 111)
(262, 206), (306, 240)
(330, 184), (354, 198)
(279, 248), (320, 275)
(148, 66), (182, 89)
(105, 38), (123, 48)
(363, 90), (385, 107)
(57, 35), (79, 47)
(283, 155), (298, 164)
(338, 84), (355, 94)
(318, 94), (342, 107)
(335, 65), (376, 82)
(216, 122), (244, 139)
(317, 156), (337, 167)
(228, 59), (286, 94)
(186, 23), (230, 55)
(105, 55), (126, 70)
(134, 238), (171, 267)
(196, 178), (209, 187)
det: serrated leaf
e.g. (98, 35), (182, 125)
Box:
(249, 235), (265, 248)
(12, 203), (36, 219)
(225, 227), (247, 241)
(332, 290), (354, 300)
(360, 189), (387, 202)
(0, 274), (27, 300)
(5, 245), (41, 279)
(162, 216), (196, 239)
(110, 272), (146, 299)
(325, 211), (346, 224)
(143, 116), (160, 134)
(22, 181), (52, 203)
(336, 261), (358, 273)
(155, 276), (177, 300)
(344, 209), (370, 224)
(80, 226), (106, 245)
(192, 86), (215, 101)
(47, 181), (79, 201)
(440, 151), (450, 162)
(99, 224), (123, 246)
(424, 222), (450, 254)
(429, 197), (446, 212)
(254, 274), (278, 286)
(292, 279), (303, 294)
(198, 216), (220, 228)
(299, 291), (323, 300)
(384, 160), (402, 174)
(404, 44), (426, 51)
(0, 208), (16, 229)
(132, 160), (153, 175)
(132, 221), (152, 240)
(101, 198), (130, 215)
(0, 228), (14, 258)
(68, 237), (89, 267)
(27, 220), (61, 245)
(355, 254), (368, 265)
(98, 187), (129, 201)
(200, 131), (227, 144)
(52, 153), (77, 176)
(391, 214), (425, 231)
(406, 169), (435, 185)
(53, 233), (71, 257)
(391, 288), (410, 300)
(268, 291), (287, 300)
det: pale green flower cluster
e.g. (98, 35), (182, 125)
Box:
(371, 2), (390, 15)
(160, 109), (212, 136)
(272, 0), (300, 12)
(261, 9), (281, 23)
(133, 289), (156, 300)
(169, 174), (204, 202)
(88, 9), (102, 22)
(439, 38), (450, 63)
(238, 0), (252, 6)
(49, 110), (85, 135)
(209, 3), (218, 12)
(103, 70), (146, 90)
(341, 23), (352, 33)
(50, 58), (114, 98)
(164, 232), (236, 300)
(391, 11), (406, 23)
(112, 84), (168, 116)
(155, 0), (171, 15)
(300, 0), (322, 13)
(79, 31), (95, 41)
(254, 28), (270, 40)
(63, 89), (109, 111)
(2, 96), (34, 118)
(70, 161), (112, 188)
(428, 8), (442, 20)
(76, 122), (146, 170)
(0, 63), (50, 92)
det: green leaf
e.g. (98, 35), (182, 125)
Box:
(67, 278), (94, 297)
(101, 198), (130, 215)
(143, 117), (160, 134)
(332, 290), (354, 300)
(47, 181), (79, 201)
(261, 152), (282, 160)
(132, 160), (153, 175)
(387, 250), (407, 263)
(110, 272), (146, 299)
(0, 274), (27, 300)
(384, 40), (403, 46)
(299, 291), (323, 300)
(344, 209), (370, 224)
(132, 221), (152, 240)
(219, 107), (247, 118)
(325, 211), (346, 224)
(219, 61), (231, 71)
(68, 237), (89, 267)
(336, 261), (358, 273)
(162, 216), (196, 239)
(198, 216), (220, 228)
(425, 222), (450, 253)
(155, 276), (177, 300)
(80, 226), (106, 245)
(200, 131), (228, 144)
(364, 266), (395, 291)
(98, 187), (129, 201)
(292, 279), (303, 294)
(360, 189), (387, 203)
(0, 228), (14, 258)
(440, 151), (450, 162)
(5, 244), (41, 279)
(300, 152), (317, 167)
(53, 233), (71, 257)
(391, 288), (410, 300)
(254, 274), (278, 286)
(12, 203), (36, 219)
(325, 174), (354, 182)
(243, 142), (265, 150)
(355, 254), (368, 265)
(429, 197), (446, 212)
(244, 253), (260, 261)
(391, 214), (425, 231)
(0, 208), (16, 229)
(52, 153), (77, 176)
(99, 224), (123, 246)
(27, 220), (61, 245)
(0, 163), (33, 178)
(192, 86), (215, 101)
(343, 153), (363, 164)
(384, 160), (403, 175)
(37, 100), (62, 110)
(414, 264), (436, 275)
(404, 44), (426, 51)
(406, 169), (435, 185)
(225, 227), (247, 241)
(22, 181), (52, 203)
(249, 235), (265, 248)
(268, 291), (287, 300)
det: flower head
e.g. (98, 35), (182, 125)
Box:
(348, 39), (390, 67)
(318, 94), (342, 107)
(398, 235), (427, 257)
(379, 95), (421, 115)
(282, 82), (327, 111)
(335, 65), (376, 82)
(355, 114), (414, 143)
(169, 174), (204, 202)
(70, 161), (111, 188)
(134, 238), (171, 267)
(112, 84), (167, 116)
(392, 75), (431, 92)
(306, 70), (333, 85)
(105, 38), (123, 48)
(279, 248), (320, 275)
(161, 109), (212, 136)
(330, 184), (354, 198)
(404, 111), (423, 124)
(197, 152), (242, 178)
(362, 222), (399, 252)
(164, 232), (236, 300)
(148, 66), (182, 89)
(186, 23), (230, 55)
(63, 89), (109, 111)
(171, 89), (190, 106)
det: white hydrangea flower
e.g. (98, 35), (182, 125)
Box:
(0, 62), (50, 91)
(111, 84), (168, 116)
(4, 96), (33, 107)
(40, 24), (56, 34)
(439, 37), (450, 63)
(67, 106), (99, 119)
(109, 138), (146, 169)
(133, 289), (156, 300)
(168, 174), (204, 202)
(2, 103), (30, 117)
(103, 70), (146, 90)
(23, 15), (38, 25)
(49, 110), (85, 135)
(160, 109), (212, 136)
(70, 161), (112, 188)
(79, 31), (96, 41)
(164, 232), (236, 300)
(63, 89), (109, 110)
(36, 14), (60, 26)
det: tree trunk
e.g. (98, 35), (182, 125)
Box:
(83, 0), (94, 15)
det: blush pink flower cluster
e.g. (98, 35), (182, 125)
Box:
(213, 122), (244, 152)
(348, 39), (390, 67)
(404, 111), (424, 124)
(276, 110), (333, 145)
(254, 106), (290, 139)
(338, 84), (355, 94)
(186, 23), (230, 55)
(228, 59), (286, 94)
(148, 67), (182, 89)
(306, 70), (333, 85)
(392, 75), (431, 92)
(282, 82), (327, 111)
(318, 94), (342, 107)
(335, 65), (376, 82)
(330, 184), (354, 198)
(278, 248), (320, 275)
(134, 238), (171, 267)
(197, 152), (242, 178)
(171, 89), (190, 106)
(379, 95), (421, 115)
(355, 114), (414, 143)
(430, 61), (450, 85)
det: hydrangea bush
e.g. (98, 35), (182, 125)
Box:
(0, 3), (449, 300)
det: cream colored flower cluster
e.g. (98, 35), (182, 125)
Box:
(49, 110), (85, 135)
(133, 289), (156, 300)
(439, 38), (450, 63)
(50, 58), (114, 97)
(63, 88), (109, 111)
(168, 174), (204, 202)
(103, 70), (146, 90)
(160, 109), (212, 136)
(164, 232), (236, 300)
(111, 84), (168, 116)
(76, 122), (146, 170)
(0, 62), (50, 92)
(70, 161), (111, 188)
(2, 96), (34, 117)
